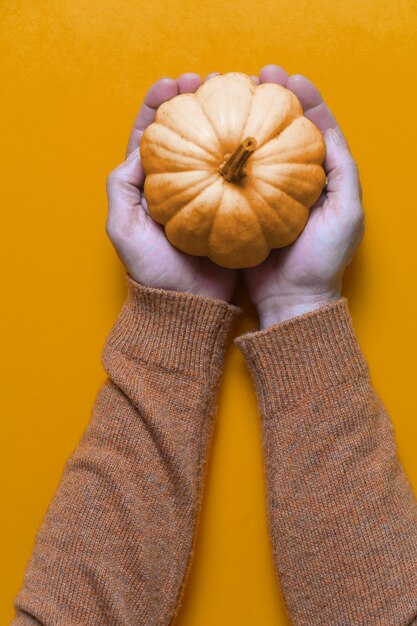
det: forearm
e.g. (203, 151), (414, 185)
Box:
(235, 297), (417, 625)
(12, 273), (242, 625)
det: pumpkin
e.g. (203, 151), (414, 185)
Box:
(140, 72), (326, 269)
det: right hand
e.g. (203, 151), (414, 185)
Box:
(241, 65), (365, 328)
(105, 73), (238, 303)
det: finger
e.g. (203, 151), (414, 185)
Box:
(259, 64), (289, 86)
(205, 72), (221, 81)
(286, 74), (337, 132)
(323, 127), (362, 206)
(286, 73), (361, 204)
(126, 78), (178, 157)
(177, 72), (202, 93)
(106, 149), (145, 231)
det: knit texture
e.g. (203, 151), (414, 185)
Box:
(12, 273), (242, 625)
(11, 282), (417, 625)
(235, 297), (417, 625)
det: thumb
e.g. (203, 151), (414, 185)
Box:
(106, 148), (144, 208)
(106, 148), (146, 238)
(107, 147), (145, 189)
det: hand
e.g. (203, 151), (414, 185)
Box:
(105, 73), (237, 302)
(243, 64), (365, 329)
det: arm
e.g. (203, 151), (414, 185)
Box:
(12, 72), (241, 625)
(235, 297), (417, 625)
(238, 64), (417, 624)
(13, 273), (241, 625)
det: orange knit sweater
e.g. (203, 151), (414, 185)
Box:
(11, 273), (417, 625)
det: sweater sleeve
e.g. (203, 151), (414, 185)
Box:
(12, 273), (242, 626)
(234, 297), (417, 626)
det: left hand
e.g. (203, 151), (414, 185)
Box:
(106, 72), (238, 303)
(242, 65), (365, 329)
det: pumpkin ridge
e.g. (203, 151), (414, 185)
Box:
(196, 99), (223, 156)
(239, 187), (270, 248)
(253, 158), (323, 167)
(238, 83), (256, 145)
(150, 123), (219, 166)
(197, 75), (254, 153)
(273, 163), (323, 172)
(252, 115), (323, 161)
(143, 140), (206, 170)
(253, 174), (309, 213)
(206, 183), (227, 252)
(158, 111), (222, 160)
(144, 141), (215, 172)
(146, 173), (217, 220)
(251, 163), (326, 203)
(252, 180), (308, 240)
(165, 180), (224, 257)
(246, 186), (293, 245)
(254, 110), (301, 152)
(241, 84), (302, 152)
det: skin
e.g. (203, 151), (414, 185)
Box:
(106, 64), (364, 328)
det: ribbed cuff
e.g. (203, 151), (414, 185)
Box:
(234, 297), (369, 409)
(102, 273), (243, 377)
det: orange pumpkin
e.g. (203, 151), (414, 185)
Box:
(140, 72), (326, 269)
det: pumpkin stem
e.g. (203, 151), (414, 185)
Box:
(219, 137), (257, 182)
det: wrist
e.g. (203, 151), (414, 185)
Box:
(257, 291), (342, 329)
(103, 273), (243, 376)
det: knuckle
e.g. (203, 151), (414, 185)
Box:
(105, 218), (112, 237)
(105, 217), (120, 242)
(357, 175), (363, 202)
(106, 166), (124, 190)
(354, 208), (365, 241)
(105, 218), (115, 240)
(346, 157), (359, 179)
(343, 158), (362, 201)
(106, 169), (118, 190)
(105, 216), (132, 248)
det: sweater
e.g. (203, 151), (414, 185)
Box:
(11, 272), (417, 625)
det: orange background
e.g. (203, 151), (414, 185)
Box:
(2, 1), (417, 623)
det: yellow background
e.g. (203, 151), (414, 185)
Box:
(2, 0), (417, 623)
